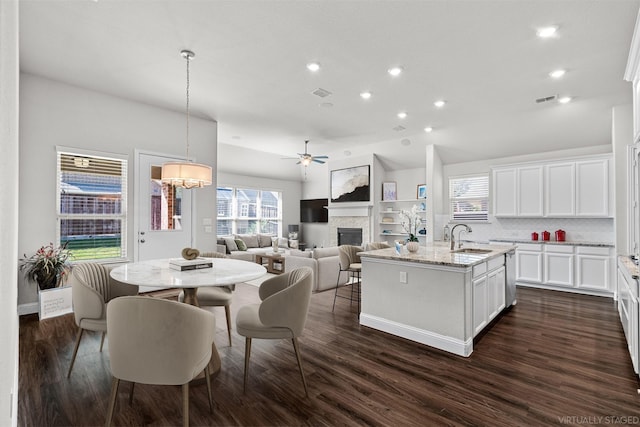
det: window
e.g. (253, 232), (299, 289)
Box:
(216, 187), (282, 236)
(449, 175), (489, 221)
(57, 148), (127, 261)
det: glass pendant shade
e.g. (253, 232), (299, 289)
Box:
(161, 162), (212, 189)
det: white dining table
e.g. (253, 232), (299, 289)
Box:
(110, 257), (267, 376)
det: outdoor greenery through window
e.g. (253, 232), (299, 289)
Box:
(449, 175), (489, 221)
(217, 187), (281, 236)
(57, 148), (127, 261)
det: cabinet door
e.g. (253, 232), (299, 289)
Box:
(576, 255), (610, 291)
(576, 159), (609, 217)
(493, 168), (517, 216)
(516, 250), (543, 283)
(488, 266), (506, 321)
(517, 166), (544, 216)
(543, 251), (574, 287)
(473, 276), (488, 337)
(545, 162), (575, 216)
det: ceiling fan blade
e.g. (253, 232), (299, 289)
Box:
(313, 155), (329, 159)
(312, 159), (326, 164)
(296, 160), (302, 165)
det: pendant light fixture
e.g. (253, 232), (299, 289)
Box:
(161, 49), (213, 189)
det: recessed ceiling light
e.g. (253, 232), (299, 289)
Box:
(537, 26), (558, 38)
(319, 102), (333, 108)
(388, 66), (404, 77)
(558, 96), (572, 104)
(360, 91), (372, 99)
(434, 100), (446, 108)
(400, 139), (411, 146)
(549, 69), (566, 78)
(424, 127), (433, 133)
(306, 62), (321, 72)
(397, 112), (408, 119)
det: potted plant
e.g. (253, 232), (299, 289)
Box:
(20, 242), (73, 290)
(400, 205), (422, 252)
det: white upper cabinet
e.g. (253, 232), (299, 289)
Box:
(545, 162), (575, 216)
(493, 156), (611, 218)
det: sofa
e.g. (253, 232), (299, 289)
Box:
(216, 233), (290, 262)
(283, 247), (348, 292)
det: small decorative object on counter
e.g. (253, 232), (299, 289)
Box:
(406, 241), (420, 253)
(542, 230), (550, 241)
(181, 247), (200, 260)
(555, 229), (566, 242)
(444, 224), (450, 242)
(394, 240), (403, 255)
(531, 232), (539, 241)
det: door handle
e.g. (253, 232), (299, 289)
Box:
(140, 239), (146, 244)
(140, 231), (145, 236)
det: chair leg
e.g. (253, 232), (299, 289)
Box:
(224, 305), (232, 347)
(67, 328), (84, 378)
(105, 377), (120, 427)
(243, 337), (252, 393)
(128, 382), (135, 405)
(100, 331), (106, 352)
(332, 269), (343, 312)
(291, 337), (309, 397)
(204, 365), (214, 414)
(182, 383), (189, 427)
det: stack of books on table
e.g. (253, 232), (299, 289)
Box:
(169, 258), (213, 271)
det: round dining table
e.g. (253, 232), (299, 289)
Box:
(110, 257), (267, 376)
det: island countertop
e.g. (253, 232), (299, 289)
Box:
(358, 242), (516, 268)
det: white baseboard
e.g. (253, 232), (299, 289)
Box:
(359, 313), (473, 357)
(18, 302), (38, 316)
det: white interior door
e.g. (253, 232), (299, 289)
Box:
(137, 152), (193, 262)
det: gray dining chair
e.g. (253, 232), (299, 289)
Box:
(105, 296), (216, 427)
(236, 267), (313, 396)
(178, 251), (235, 346)
(333, 245), (363, 313)
(67, 262), (138, 378)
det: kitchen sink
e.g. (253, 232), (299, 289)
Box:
(450, 248), (493, 254)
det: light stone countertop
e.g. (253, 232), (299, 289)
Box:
(489, 238), (614, 248)
(358, 242), (516, 268)
(618, 255), (640, 279)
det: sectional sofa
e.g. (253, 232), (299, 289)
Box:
(216, 233), (289, 262)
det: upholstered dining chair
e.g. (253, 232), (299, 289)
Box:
(333, 245), (363, 313)
(364, 241), (391, 251)
(67, 262), (138, 378)
(105, 296), (215, 427)
(236, 267), (313, 396)
(178, 251), (235, 346)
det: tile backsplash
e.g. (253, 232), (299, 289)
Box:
(435, 215), (614, 244)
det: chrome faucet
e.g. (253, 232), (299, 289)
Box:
(450, 224), (473, 250)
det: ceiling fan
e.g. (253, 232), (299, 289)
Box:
(285, 140), (328, 166)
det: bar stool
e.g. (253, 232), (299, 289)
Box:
(333, 245), (362, 314)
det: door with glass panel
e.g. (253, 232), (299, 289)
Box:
(137, 153), (193, 261)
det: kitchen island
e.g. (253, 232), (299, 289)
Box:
(358, 242), (517, 357)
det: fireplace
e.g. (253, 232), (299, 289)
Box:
(338, 227), (363, 246)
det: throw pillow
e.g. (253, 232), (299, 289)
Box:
(224, 237), (238, 252)
(235, 239), (248, 251)
(278, 237), (289, 248)
(258, 233), (274, 248)
(237, 234), (259, 248)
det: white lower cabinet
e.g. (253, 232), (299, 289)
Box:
(617, 258), (638, 375)
(473, 257), (506, 337)
(513, 243), (613, 295)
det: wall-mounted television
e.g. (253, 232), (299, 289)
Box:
(300, 198), (328, 223)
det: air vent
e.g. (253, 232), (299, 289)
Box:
(393, 125), (406, 132)
(311, 88), (332, 98)
(536, 94), (557, 103)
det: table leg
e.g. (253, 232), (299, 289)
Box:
(181, 287), (221, 381)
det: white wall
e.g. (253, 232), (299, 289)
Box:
(1, 0), (20, 424)
(613, 104), (633, 254)
(19, 74), (218, 306)
(217, 171), (301, 237)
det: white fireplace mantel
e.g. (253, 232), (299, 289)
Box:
(327, 204), (372, 217)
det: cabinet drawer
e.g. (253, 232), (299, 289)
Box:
(544, 244), (574, 254)
(473, 262), (487, 278)
(576, 246), (611, 256)
(517, 243), (543, 251)
(487, 256), (505, 272)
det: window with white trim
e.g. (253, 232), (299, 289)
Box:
(449, 174), (489, 221)
(216, 187), (282, 236)
(57, 148), (127, 261)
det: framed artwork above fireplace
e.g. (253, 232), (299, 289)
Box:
(330, 165), (370, 203)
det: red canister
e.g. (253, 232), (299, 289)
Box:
(531, 232), (539, 241)
(542, 231), (550, 241)
(555, 229), (566, 242)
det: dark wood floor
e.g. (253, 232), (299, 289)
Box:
(19, 284), (640, 426)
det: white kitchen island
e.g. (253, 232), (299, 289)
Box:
(359, 242), (516, 357)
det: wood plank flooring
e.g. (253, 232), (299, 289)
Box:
(18, 285), (640, 426)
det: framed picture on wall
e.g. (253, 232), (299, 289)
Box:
(382, 181), (397, 201)
(330, 165), (371, 202)
(417, 184), (427, 199)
